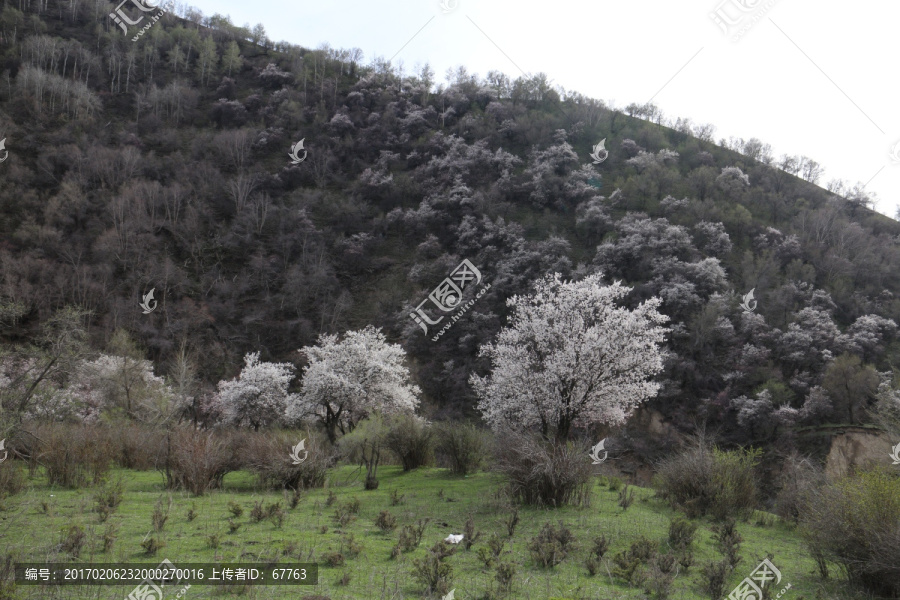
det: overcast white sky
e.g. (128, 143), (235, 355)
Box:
(187, 0), (899, 218)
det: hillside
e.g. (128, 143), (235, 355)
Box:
(3, 0), (900, 456)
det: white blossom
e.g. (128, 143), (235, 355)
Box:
(471, 273), (668, 440)
(287, 326), (420, 442)
(216, 352), (296, 430)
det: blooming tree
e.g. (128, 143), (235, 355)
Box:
(287, 325), (420, 442)
(470, 273), (669, 441)
(216, 352), (296, 430)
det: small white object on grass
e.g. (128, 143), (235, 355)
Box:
(444, 534), (464, 544)
(441, 589), (455, 600)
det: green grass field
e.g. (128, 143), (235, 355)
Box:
(1, 464), (869, 599)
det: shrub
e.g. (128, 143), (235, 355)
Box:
(384, 413), (433, 471)
(227, 501), (243, 518)
(668, 517), (697, 552)
(186, 505), (197, 521)
(207, 534), (220, 548)
(800, 467), (900, 596)
(160, 427), (240, 496)
(434, 421), (486, 475)
(340, 533), (362, 558)
(375, 510), (397, 531)
(338, 415), (387, 491)
(585, 535), (609, 576)
(332, 505), (355, 528)
(678, 550), (695, 571)
(411, 541), (454, 596)
(655, 444), (760, 520)
(495, 561), (516, 594)
(151, 496), (171, 532)
(608, 476), (623, 491)
(337, 571), (350, 586)
(698, 559), (730, 600)
(111, 424), (163, 470)
(648, 554), (677, 600)
(493, 431), (592, 507)
(713, 518), (742, 569)
(250, 501), (267, 523)
(37, 424), (112, 487)
(618, 484), (635, 510)
(102, 523), (118, 553)
(527, 521), (575, 568)
(141, 535), (165, 556)
(243, 430), (333, 490)
(0, 459), (25, 498)
(325, 490), (337, 506)
(268, 502), (285, 528)
(774, 454), (825, 523)
(398, 518), (430, 552)
(289, 487), (304, 509)
(477, 546), (496, 569)
(228, 519), (241, 534)
(344, 497), (361, 514)
(389, 489), (404, 506)
(94, 478), (125, 522)
(612, 537), (657, 584)
(504, 505), (520, 537)
(463, 515), (481, 550)
(59, 525), (86, 558)
(322, 551), (345, 567)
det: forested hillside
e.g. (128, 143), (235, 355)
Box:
(1, 0), (899, 465)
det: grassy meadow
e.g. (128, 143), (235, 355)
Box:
(0, 462), (871, 600)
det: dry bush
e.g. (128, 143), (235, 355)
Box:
(712, 518), (742, 569)
(773, 453), (825, 523)
(384, 413), (433, 471)
(375, 510), (397, 531)
(527, 521), (576, 568)
(110, 423), (165, 470)
(668, 517), (697, 552)
(492, 431), (592, 507)
(411, 541), (454, 596)
(160, 427), (241, 495)
(654, 444), (759, 520)
(698, 559), (730, 600)
(434, 421), (487, 475)
(0, 460), (25, 498)
(35, 424), (113, 487)
(800, 467), (900, 597)
(243, 429), (333, 490)
(58, 525), (86, 558)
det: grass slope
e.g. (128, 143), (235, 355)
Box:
(2, 464), (866, 600)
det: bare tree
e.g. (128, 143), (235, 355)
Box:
(227, 172), (262, 213)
